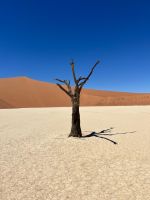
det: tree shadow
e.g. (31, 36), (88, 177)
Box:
(82, 127), (136, 145)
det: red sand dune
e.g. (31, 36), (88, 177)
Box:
(0, 77), (150, 108)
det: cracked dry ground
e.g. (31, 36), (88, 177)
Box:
(0, 106), (150, 200)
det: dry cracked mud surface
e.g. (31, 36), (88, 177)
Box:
(0, 106), (150, 199)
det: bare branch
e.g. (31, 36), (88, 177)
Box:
(70, 60), (78, 85)
(64, 80), (73, 96)
(56, 84), (72, 97)
(55, 78), (66, 84)
(77, 76), (87, 83)
(79, 60), (100, 91)
(56, 78), (73, 97)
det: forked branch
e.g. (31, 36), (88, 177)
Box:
(77, 76), (87, 84)
(79, 60), (100, 90)
(56, 60), (100, 95)
(56, 78), (73, 97)
(56, 84), (72, 97)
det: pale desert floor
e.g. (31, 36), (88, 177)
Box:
(0, 106), (150, 200)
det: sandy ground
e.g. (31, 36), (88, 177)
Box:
(0, 106), (150, 200)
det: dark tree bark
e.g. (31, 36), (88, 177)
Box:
(69, 96), (82, 137)
(56, 60), (100, 137)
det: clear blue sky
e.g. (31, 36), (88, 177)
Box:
(0, 0), (150, 92)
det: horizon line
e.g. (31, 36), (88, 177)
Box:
(0, 76), (150, 94)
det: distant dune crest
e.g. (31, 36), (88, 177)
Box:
(0, 77), (150, 108)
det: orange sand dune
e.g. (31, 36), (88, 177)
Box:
(0, 77), (150, 108)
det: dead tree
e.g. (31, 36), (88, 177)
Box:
(56, 60), (100, 137)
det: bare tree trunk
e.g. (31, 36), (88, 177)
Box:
(56, 60), (100, 138)
(69, 97), (82, 137)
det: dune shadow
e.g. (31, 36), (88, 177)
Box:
(82, 127), (136, 145)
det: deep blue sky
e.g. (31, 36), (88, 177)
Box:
(0, 0), (150, 92)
